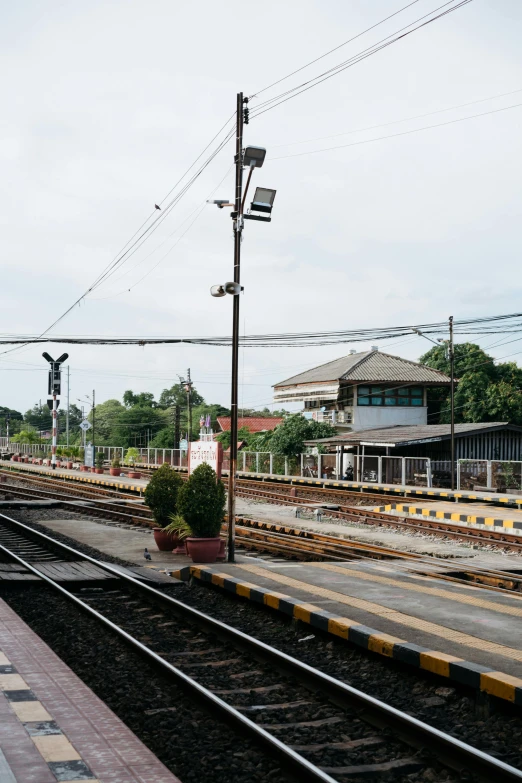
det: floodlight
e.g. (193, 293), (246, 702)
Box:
(243, 146), (266, 168)
(210, 285), (226, 298)
(251, 187), (276, 214)
(42, 352), (53, 363)
(56, 353), (69, 364)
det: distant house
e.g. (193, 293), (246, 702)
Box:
(273, 349), (451, 431)
(217, 416), (283, 434)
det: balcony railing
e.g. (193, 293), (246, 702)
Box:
(311, 410), (352, 425)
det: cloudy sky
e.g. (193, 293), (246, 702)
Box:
(1, 0), (521, 417)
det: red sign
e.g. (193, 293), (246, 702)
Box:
(188, 441), (223, 479)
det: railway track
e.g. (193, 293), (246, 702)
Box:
(0, 511), (521, 783)
(4, 470), (522, 594)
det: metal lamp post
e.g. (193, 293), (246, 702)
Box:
(210, 92), (276, 563)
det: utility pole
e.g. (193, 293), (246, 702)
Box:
(185, 369), (193, 443)
(92, 390), (95, 458)
(66, 366), (70, 447)
(449, 316), (455, 491)
(5, 415), (10, 452)
(227, 91), (245, 564)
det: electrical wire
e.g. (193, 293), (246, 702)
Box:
(270, 101), (522, 161)
(249, 0), (423, 99)
(249, 1), (473, 120)
(272, 87), (522, 149)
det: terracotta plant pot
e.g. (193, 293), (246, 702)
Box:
(109, 468), (121, 477)
(153, 529), (179, 552)
(216, 538), (226, 561)
(173, 540), (188, 554)
(95, 468), (104, 474)
(38, 459), (43, 465)
(80, 465), (89, 472)
(127, 471), (141, 479)
(186, 537), (221, 564)
(66, 462), (73, 469)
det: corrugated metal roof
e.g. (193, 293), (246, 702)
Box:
(217, 416), (283, 433)
(308, 422), (521, 446)
(274, 351), (451, 387)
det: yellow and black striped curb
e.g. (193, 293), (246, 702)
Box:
(0, 462), (145, 493)
(374, 503), (522, 532)
(0, 652), (98, 781)
(170, 565), (522, 706)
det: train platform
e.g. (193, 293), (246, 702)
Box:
(2, 459), (522, 509)
(373, 500), (522, 534)
(173, 557), (522, 706)
(0, 596), (180, 783)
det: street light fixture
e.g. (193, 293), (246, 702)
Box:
(209, 92), (276, 563)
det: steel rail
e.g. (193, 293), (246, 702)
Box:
(0, 513), (521, 781)
(4, 474), (522, 594)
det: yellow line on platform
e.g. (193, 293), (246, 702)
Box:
(310, 562), (522, 615)
(235, 563), (522, 663)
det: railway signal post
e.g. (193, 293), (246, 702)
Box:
(42, 352), (69, 469)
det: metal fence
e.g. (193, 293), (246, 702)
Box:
(457, 459), (522, 492)
(2, 437), (522, 493)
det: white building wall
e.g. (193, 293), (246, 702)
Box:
(352, 406), (427, 431)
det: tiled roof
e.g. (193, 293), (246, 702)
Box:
(274, 351), (451, 387)
(308, 422), (520, 446)
(217, 416), (283, 433)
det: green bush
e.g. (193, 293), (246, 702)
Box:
(124, 447), (139, 465)
(95, 451), (105, 469)
(111, 456), (121, 469)
(144, 463), (184, 528)
(177, 463), (225, 538)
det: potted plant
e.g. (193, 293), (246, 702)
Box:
(144, 464), (184, 550)
(178, 463), (225, 563)
(163, 514), (192, 554)
(95, 451), (105, 474)
(110, 457), (122, 477)
(124, 447), (141, 478)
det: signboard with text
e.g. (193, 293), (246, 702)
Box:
(84, 443), (94, 468)
(188, 441), (223, 479)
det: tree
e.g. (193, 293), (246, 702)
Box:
(89, 399), (125, 444)
(158, 382), (204, 410)
(123, 390), (156, 408)
(215, 426), (252, 451)
(24, 404), (52, 432)
(420, 343), (522, 425)
(109, 405), (167, 448)
(266, 414), (337, 457)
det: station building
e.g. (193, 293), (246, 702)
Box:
(273, 348), (452, 431)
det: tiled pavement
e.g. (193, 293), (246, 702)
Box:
(0, 597), (181, 783)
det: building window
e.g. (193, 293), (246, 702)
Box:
(357, 386), (423, 406)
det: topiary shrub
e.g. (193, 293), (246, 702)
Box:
(177, 463), (225, 538)
(144, 463), (184, 528)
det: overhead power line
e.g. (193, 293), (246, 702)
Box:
(249, 1), (473, 119)
(1, 311), (522, 348)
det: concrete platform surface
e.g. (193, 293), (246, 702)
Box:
(0, 597), (181, 783)
(184, 556), (522, 685)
